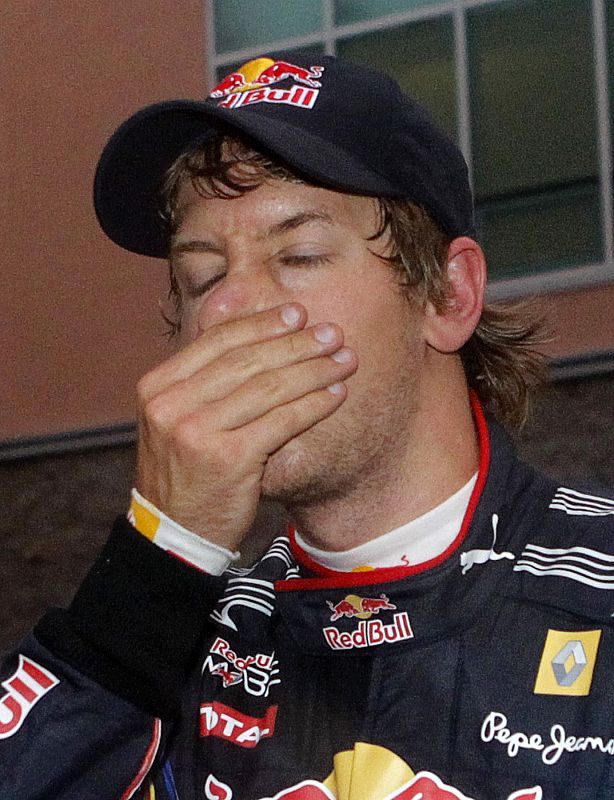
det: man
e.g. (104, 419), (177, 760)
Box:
(2, 54), (613, 800)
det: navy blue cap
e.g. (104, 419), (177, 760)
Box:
(94, 53), (475, 258)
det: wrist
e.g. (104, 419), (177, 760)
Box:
(128, 488), (239, 575)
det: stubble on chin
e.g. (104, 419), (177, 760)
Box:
(260, 427), (355, 509)
(259, 408), (400, 512)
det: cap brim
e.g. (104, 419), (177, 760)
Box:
(94, 99), (399, 258)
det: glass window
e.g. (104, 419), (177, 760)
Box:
(605, 0), (614, 232)
(335, 0), (449, 26)
(468, 0), (601, 278)
(337, 17), (456, 140)
(214, 0), (323, 54)
(477, 184), (602, 279)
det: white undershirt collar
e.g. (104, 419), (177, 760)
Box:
(294, 472), (478, 572)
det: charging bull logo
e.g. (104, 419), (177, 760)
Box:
(327, 594), (396, 621)
(204, 743), (542, 800)
(209, 57), (325, 110)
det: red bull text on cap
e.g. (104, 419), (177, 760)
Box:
(94, 53), (475, 259)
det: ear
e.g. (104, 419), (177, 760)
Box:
(423, 236), (486, 354)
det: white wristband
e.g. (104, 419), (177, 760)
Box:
(127, 488), (240, 575)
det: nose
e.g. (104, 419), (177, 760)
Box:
(197, 263), (288, 332)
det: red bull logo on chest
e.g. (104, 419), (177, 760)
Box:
(323, 594), (412, 651)
(323, 612), (413, 651)
(209, 58), (325, 110)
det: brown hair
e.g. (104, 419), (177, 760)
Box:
(161, 134), (547, 429)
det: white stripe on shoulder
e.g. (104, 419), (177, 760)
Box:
(549, 486), (614, 516)
(514, 562), (614, 590)
(514, 542), (614, 589)
(523, 543), (614, 563)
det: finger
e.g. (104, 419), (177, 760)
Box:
(154, 322), (346, 415)
(214, 348), (357, 430)
(242, 382), (349, 457)
(138, 303), (307, 401)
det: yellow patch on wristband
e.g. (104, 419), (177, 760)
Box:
(129, 495), (161, 541)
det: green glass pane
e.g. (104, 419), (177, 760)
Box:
(605, 0), (614, 234)
(336, 17), (456, 140)
(468, 0), (597, 197)
(477, 181), (602, 280)
(335, 0), (448, 26)
(468, 0), (602, 275)
(216, 45), (326, 85)
(215, 0), (323, 53)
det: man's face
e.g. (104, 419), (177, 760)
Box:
(170, 178), (429, 507)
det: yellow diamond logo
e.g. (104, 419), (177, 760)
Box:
(534, 629), (601, 696)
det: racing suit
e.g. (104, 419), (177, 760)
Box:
(1, 402), (613, 800)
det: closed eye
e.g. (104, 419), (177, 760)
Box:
(183, 273), (225, 298)
(280, 254), (330, 267)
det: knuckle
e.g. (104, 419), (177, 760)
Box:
(173, 415), (204, 453)
(223, 346), (255, 375)
(285, 333), (302, 358)
(142, 393), (175, 432)
(204, 322), (231, 353)
(253, 369), (282, 398)
(280, 404), (302, 432)
(173, 412), (219, 457)
(207, 322), (227, 344)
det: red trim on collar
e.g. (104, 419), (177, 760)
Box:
(275, 392), (490, 591)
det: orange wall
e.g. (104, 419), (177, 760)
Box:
(544, 284), (614, 358)
(2, 2), (613, 443)
(2, 0), (206, 441)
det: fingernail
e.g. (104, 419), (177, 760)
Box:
(327, 382), (345, 395)
(331, 348), (352, 364)
(314, 324), (337, 344)
(281, 305), (302, 327)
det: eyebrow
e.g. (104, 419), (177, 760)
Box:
(170, 239), (222, 258)
(260, 210), (335, 240)
(170, 210), (336, 256)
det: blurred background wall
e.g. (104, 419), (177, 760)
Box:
(2, 0), (613, 652)
(3, 0), (206, 444)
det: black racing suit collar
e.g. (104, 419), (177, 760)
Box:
(272, 404), (538, 655)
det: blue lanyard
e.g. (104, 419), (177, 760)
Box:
(162, 760), (180, 800)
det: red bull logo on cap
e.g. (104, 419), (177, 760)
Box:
(209, 58), (325, 110)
